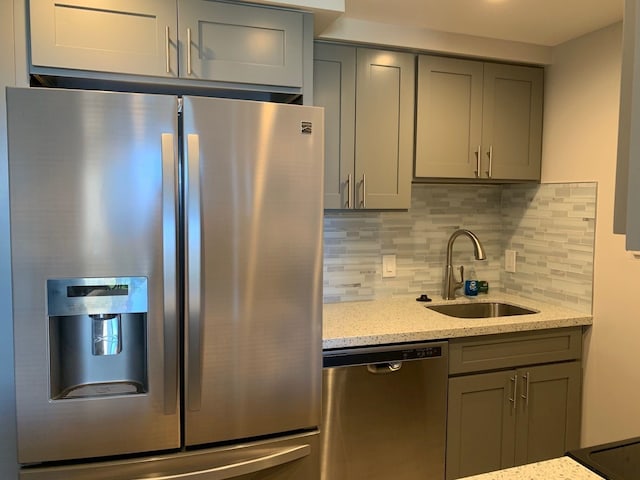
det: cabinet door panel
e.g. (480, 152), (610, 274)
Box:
(447, 371), (516, 480)
(355, 49), (414, 209)
(415, 56), (483, 178)
(482, 63), (543, 180)
(515, 362), (582, 465)
(30, 0), (178, 77)
(178, 0), (303, 86)
(313, 43), (356, 209)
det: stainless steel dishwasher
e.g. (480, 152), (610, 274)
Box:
(321, 341), (448, 480)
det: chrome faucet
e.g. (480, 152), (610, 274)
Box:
(443, 229), (487, 300)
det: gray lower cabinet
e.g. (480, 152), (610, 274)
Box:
(415, 55), (543, 181)
(446, 328), (583, 480)
(29, 0), (305, 87)
(314, 43), (415, 209)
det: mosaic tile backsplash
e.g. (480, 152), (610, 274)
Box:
(323, 182), (596, 313)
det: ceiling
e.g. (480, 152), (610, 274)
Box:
(343, 0), (624, 47)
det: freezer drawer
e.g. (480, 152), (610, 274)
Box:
(19, 430), (320, 480)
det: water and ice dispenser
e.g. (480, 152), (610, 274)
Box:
(47, 277), (148, 400)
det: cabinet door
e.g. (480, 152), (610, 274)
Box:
(355, 49), (415, 209)
(446, 371), (517, 480)
(415, 56), (483, 179)
(514, 362), (582, 466)
(313, 43), (356, 209)
(482, 63), (543, 180)
(29, 0), (178, 77)
(177, 0), (303, 87)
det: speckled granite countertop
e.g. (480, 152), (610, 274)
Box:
(458, 457), (603, 479)
(322, 293), (592, 349)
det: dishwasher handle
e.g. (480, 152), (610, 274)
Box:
(367, 362), (402, 374)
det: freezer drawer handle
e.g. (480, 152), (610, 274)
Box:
(135, 444), (311, 480)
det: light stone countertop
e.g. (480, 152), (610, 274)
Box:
(323, 292), (592, 349)
(457, 457), (603, 479)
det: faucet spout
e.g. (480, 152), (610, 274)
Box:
(443, 229), (486, 300)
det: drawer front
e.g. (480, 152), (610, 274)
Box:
(449, 327), (582, 374)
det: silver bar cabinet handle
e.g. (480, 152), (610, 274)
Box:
(165, 26), (171, 73)
(187, 27), (193, 76)
(161, 133), (178, 415)
(346, 173), (353, 209)
(509, 374), (518, 412)
(134, 445), (310, 480)
(186, 133), (203, 412)
(475, 145), (481, 178)
(486, 145), (493, 178)
(521, 372), (530, 408)
(361, 173), (366, 208)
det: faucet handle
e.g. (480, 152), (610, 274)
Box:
(459, 265), (464, 283)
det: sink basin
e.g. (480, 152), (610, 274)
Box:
(426, 302), (538, 319)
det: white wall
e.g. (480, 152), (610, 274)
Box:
(543, 22), (640, 446)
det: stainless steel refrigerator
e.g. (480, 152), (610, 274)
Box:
(7, 87), (323, 479)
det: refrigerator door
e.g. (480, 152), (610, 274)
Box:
(183, 96), (324, 445)
(8, 88), (180, 463)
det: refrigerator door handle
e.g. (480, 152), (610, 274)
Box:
(135, 445), (311, 480)
(162, 133), (179, 415)
(185, 133), (203, 412)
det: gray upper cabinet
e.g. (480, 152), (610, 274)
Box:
(177, 0), (303, 87)
(29, 0), (178, 77)
(415, 56), (484, 179)
(415, 55), (543, 182)
(314, 43), (415, 210)
(29, 0), (304, 87)
(313, 43), (356, 209)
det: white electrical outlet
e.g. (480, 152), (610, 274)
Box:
(505, 249), (517, 273)
(382, 255), (396, 278)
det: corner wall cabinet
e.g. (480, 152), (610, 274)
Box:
(446, 327), (582, 480)
(314, 43), (415, 209)
(29, 0), (304, 87)
(415, 55), (543, 181)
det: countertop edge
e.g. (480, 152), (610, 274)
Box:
(322, 293), (592, 350)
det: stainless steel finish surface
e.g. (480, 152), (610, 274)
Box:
(90, 314), (122, 356)
(9, 88), (323, 479)
(487, 145), (494, 178)
(161, 132), (179, 416)
(509, 374), (518, 411)
(427, 301), (539, 318)
(185, 133), (203, 413)
(187, 27), (192, 75)
(46, 277), (149, 317)
(321, 342), (448, 480)
(19, 431), (319, 480)
(8, 88), (180, 463)
(165, 26), (171, 73)
(475, 145), (481, 178)
(360, 172), (366, 208)
(442, 229), (487, 300)
(346, 173), (352, 208)
(182, 96), (324, 446)
(521, 372), (530, 407)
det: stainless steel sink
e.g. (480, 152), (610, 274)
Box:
(426, 302), (538, 318)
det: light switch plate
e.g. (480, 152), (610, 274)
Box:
(505, 249), (517, 273)
(382, 254), (396, 278)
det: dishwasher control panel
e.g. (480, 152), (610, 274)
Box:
(323, 342), (445, 368)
